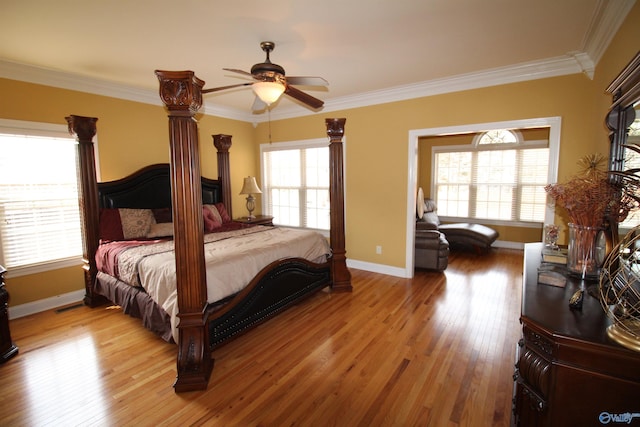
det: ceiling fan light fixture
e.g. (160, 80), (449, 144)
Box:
(252, 81), (285, 105)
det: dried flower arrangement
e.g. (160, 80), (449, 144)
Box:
(545, 153), (622, 227)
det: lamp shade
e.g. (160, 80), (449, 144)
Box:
(252, 81), (285, 105)
(240, 176), (262, 195)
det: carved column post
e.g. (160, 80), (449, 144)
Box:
(213, 134), (233, 218)
(155, 70), (212, 392)
(325, 118), (352, 292)
(66, 115), (104, 307)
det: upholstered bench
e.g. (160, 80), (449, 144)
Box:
(417, 197), (499, 254)
(438, 223), (498, 253)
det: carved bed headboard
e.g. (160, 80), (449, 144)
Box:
(97, 163), (224, 209)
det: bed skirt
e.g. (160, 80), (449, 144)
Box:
(95, 272), (174, 343)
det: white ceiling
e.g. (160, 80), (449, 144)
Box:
(0, 0), (636, 122)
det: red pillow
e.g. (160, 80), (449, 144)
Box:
(202, 206), (222, 232)
(215, 203), (232, 223)
(99, 209), (125, 241)
(152, 208), (172, 223)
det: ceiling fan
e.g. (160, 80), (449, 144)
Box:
(202, 41), (328, 111)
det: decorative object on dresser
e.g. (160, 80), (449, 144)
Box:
(536, 263), (566, 288)
(0, 265), (18, 363)
(545, 153), (622, 281)
(541, 246), (567, 265)
(599, 226), (640, 352)
(513, 243), (640, 426)
(239, 176), (262, 219)
(598, 50), (640, 354)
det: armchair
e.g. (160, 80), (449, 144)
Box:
(415, 225), (449, 271)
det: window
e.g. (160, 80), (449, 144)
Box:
(433, 128), (550, 224)
(261, 139), (331, 231)
(0, 119), (84, 277)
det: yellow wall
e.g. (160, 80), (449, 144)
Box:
(258, 73), (601, 265)
(0, 80), (255, 306)
(2, 2), (639, 306)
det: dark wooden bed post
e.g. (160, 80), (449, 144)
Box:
(325, 118), (352, 292)
(155, 70), (212, 392)
(66, 115), (105, 307)
(213, 134), (233, 218)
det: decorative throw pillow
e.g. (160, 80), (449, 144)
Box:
(119, 209), (156, 239)
(146, 222), (174, 238)
(214, 202), (232, 223)
(202, 206), (222, 232)
(424, 199), (437, 213)
(99, 208), (155, 241)
(99, 209), (125, 241)
(203, 204), (223, 225)
(422, 211), (440, 227)
(152, 207), (172, 223)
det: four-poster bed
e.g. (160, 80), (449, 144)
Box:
(66, 70), (351, 392)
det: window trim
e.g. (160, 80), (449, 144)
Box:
(260, 137), (345, 236)
(0, 118), (100, 278)
(431, 135), (551, 227)
(416, 117), (561, 228)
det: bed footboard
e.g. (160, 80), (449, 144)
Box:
(208, 258), (331, 349)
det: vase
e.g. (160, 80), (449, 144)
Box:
(567, 223), (601, 281)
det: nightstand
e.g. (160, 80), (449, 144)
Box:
(234, 215), (274, 226)
(0, 265), (18, 363)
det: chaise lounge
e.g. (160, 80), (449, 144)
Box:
(417, 198), (498, 254)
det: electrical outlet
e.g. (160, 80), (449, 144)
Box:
(376, 245), (382, 254)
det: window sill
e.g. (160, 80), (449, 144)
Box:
(438, 216), (541, 229)
(5, 257), (83, 278)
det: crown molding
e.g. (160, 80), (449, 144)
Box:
(0, 59), (253, 122)
(581, 0), (636, 66)
(1, 0), (632, 124)
(0, 53), (601, 124)
(264, 54), (593, 122)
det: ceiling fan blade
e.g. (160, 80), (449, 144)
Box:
(251, 95), (267, 112)
(286, 76), (329, 86)
(201, 82), (252, 94)
(222, 68), (257, 79)
(284, 84), (324, 109)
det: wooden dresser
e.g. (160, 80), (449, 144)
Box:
(513, 243), (640, 426)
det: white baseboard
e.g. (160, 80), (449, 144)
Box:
(9, 242), (524, 319)
(493, 240), (525, 250)
(347, 259), (411, 278)
(347, 240), (524, 279)
(9, 290), (85, 320)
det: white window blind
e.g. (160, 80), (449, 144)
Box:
(261, 139), (330, 230)
(0, 124), (83, 276)
(433, 129), (550, 224)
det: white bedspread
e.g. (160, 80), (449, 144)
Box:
(117, 226), (330, 342)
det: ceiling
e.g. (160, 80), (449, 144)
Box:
(0, 0), (636, 122)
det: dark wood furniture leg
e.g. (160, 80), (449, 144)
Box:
(326, 118), (352, 292)
(66, 115), (106, 308)
(0, 266), (18, 363)
(156, 70), (213, 392)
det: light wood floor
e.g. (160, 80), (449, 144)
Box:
(1, 248), (524, 427)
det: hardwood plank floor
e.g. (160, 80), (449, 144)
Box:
(0, 248), (523, 426)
